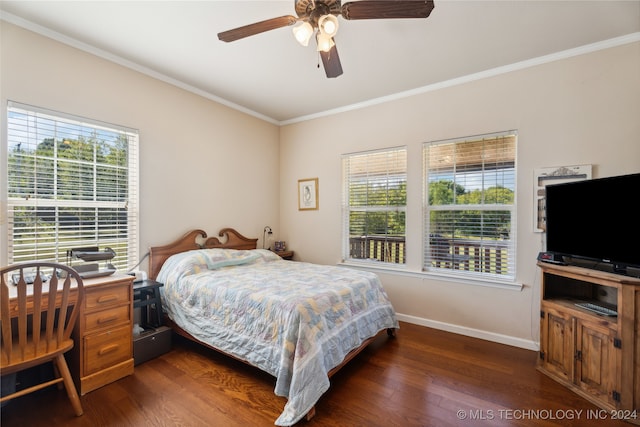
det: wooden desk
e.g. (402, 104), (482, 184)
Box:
(7, 273), (135, 395)
(70, 274), (134, 394)
(6, 278), (80, 315)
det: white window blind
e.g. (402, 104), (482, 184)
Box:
(342, 147), (407, 264)
(5, 102), (139, 271)
(423, 132), (516, 280)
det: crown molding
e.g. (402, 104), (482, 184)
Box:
(3, 11), (638, 127)
(281, 32), (640, 125)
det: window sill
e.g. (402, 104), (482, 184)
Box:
(337, 261), (523, 291)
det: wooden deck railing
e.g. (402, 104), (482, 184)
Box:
(349, 236), (406, 264)
(349, 235), (510, 275)
(430, 236), (511, 275)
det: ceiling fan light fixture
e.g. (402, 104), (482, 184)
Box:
(318, 14), (339, 37)
(292, 21), (313, 46)
(316, 32), (335, 53)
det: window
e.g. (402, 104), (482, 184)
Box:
(343, 147), (406, 264)
(5, 102), (139, 271)
(423, 132), (516, 280)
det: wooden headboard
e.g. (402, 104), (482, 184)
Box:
(148, 228), (258, 280)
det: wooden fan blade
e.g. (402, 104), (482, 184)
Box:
(341, 0), (434, 20)
(320, 42), (343, 78)
(218, 15), (298, 42)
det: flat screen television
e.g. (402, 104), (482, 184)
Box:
(544, 172), (640, 277)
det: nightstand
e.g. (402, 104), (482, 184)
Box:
(133, 279), (164, 328)
(132, 279), (171, 365)
(273, 250), (294, 260)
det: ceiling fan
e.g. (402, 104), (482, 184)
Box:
(217, 0), (435, 78)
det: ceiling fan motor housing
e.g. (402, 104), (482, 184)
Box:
(296, 0), (342, 26)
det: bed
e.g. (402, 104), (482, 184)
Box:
(148, 228), (399, 426)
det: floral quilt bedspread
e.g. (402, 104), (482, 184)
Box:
(156, 248), (399, 426)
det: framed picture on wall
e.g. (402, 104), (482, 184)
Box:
(533, 164), (591, 232)
(298, 178), (319, 210)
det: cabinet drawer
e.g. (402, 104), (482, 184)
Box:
(84, 325), (131, 375)
(85, 284), (130, 310)
(84, 305), (130, 332)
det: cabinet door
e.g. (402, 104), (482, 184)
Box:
(541, 305), (574, 382)
(575, 319), (619, 407)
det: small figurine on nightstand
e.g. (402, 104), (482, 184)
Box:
(272, 241), (293, 260)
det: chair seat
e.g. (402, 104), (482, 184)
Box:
(1, 338), (74, 374)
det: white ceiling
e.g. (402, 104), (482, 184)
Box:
(1, 1), (639, 124)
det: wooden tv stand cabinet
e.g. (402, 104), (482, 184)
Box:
(537, 262), (640, 424)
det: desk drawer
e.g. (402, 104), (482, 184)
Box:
(85, 284), (130, 310)
(84, 305), (129, 332)
(84, 325), (131, 375)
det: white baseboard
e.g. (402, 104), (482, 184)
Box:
(396, 313), (540, 351)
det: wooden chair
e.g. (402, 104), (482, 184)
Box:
(0, 262), (84, 416)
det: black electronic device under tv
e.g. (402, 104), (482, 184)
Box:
(544, 172), (640, 277)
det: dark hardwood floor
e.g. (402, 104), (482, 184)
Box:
(1, 322), (632, 426)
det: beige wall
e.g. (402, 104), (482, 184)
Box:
(279, 42), (640, 348)
(1, 23), (281, 265)
(2, 21), (639, 350)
